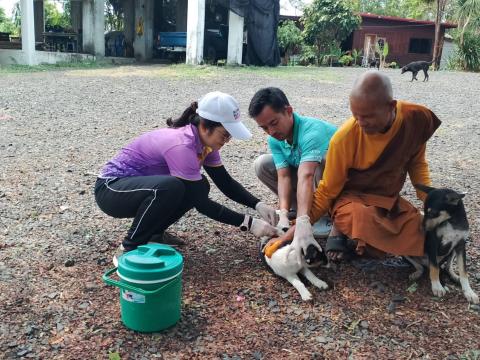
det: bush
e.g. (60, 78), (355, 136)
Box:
(302, 0), (360, 66)
(351, 49), (362, 66)
(458, 31), (480, 71)
(299, 45), (317, 65)
(386, 61), (399, 68)
(448, 30), (480, 72)
(339, 54), (354, 66)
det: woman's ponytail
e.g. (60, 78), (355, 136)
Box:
(166, 101), (200, 128)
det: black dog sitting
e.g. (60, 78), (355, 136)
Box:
(401, 60), (432, 81)
(405, 184), (479, 304)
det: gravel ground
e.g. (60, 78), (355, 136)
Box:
(1, 65), (480, 359)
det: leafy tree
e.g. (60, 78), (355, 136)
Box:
(454, 0), (480, 45)
(277, 20), (303, 64)
(0, 7), (16, 34)
(302, 0), (360, 65)
(44, 0), (70, 31)
(105, 0), (124, 31)
(346, 0), (436, 19)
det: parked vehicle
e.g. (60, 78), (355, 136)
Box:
(105, 31), (125, 57)
(153, 25), (228, 63)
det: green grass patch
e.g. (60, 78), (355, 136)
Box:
(0, 61), (342, 83)
(0, 60), (114, 74)
(225, 65), (341, 82)
(159, 64), (341, 82)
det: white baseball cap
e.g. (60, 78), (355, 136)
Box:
(197, 91), (252, 140)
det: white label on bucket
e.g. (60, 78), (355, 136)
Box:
(122, 290), (146, 304)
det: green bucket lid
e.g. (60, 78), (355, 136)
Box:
(117, 244), (183, 283)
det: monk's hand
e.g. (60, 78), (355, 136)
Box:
(255, 202), (278, 226)
(292, 215), (321, 266)
(276, 209), (290, 232)
(263, 236), (283, 258)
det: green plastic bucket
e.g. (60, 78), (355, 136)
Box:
(102, 243), (183, 332)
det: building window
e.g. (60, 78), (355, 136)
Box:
(409, 38), (432, 54)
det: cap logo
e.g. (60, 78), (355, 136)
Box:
(233, 108), (240, 121)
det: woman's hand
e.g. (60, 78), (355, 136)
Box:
(240, 215), (280, 238)
(255, 202), (278, 226)
(250, 217), (280, 237)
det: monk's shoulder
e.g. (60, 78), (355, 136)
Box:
(399, 101), (441, 139)
(330, 117), (358, 147)
(399, 101), (436, 123)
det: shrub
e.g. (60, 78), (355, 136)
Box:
(299, 45), (317, 65)
(339, 54), (354, 66)
(448, 31), (480, 71)
(386, 61), (399, 68)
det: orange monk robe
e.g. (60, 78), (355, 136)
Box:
(310, 101), (439, 256)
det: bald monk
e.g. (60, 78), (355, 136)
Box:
(265, 71), (441, 265)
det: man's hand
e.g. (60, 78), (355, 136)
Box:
(255, 201), (278, 226)
(277, 209), (290, 232)
(292, 215), (321, 265)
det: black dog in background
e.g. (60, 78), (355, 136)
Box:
(405, 184), (479, 304)
(369, 58), (380, 69)
(401, 60), (433, 81)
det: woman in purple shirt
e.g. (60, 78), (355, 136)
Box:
(94, 92), (279, 264)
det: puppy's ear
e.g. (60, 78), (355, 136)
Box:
(414, 183), (435, 194)
(446, 192), (465, 205)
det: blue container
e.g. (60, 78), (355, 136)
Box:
(159, 32), (187, 47)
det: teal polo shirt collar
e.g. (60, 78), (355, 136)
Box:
(283, 113), (300, 149)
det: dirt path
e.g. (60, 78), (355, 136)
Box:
(1, 65), (479, 359)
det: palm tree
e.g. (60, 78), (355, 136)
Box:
(455, 0), (480, 45)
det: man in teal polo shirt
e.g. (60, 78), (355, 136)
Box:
(250, 87), (337, 234)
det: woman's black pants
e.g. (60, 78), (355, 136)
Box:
(94, 175), (209, 251)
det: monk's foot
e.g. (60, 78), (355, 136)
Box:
(327, 250), (354, 262)
(325, 235), (356, 263)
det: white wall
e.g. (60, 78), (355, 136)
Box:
(0, 50), (95, 65)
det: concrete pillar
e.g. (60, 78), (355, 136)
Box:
(186, 0), (205, 65)
(82, 0), (104, 56)
(33, 0), (44, 43)
(21, 0), (37, 65)
(71, 0), (82, 52)
(123, 0), (135, 57)
(176, 0), (187, 31)
(82, 0), (94, 53)
(93, 0), (105, 57)
(227, 10), (244, 65)
(133, 0), (154, 61)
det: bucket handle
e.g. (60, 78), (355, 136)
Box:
(102, 268), (180, 296)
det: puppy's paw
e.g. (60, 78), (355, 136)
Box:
(409, 270), (423, 282)
(300, 291), (313, 301)
(312, 279), (329, 290)
(431, 281), (447, 298)
(464, 290), (479, 304)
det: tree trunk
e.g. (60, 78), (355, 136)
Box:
(432, 0), (447, 70)
(460, 16), (471, 46)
